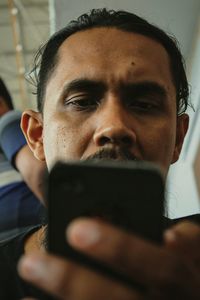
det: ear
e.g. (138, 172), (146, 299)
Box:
(171, 113), (189, 163)
(21, 110), (45, 161)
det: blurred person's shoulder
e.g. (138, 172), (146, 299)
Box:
(0, 225), (42, 299)
(0, 225), (41, 255)
(0, 110), (21, 133)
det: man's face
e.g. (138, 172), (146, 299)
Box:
(26, 28), (188, 178)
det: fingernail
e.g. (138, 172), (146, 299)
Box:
(67, 219), (101, 248)
(18, 254), (45, 280)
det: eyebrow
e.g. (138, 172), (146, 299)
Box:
(60, 78), (106, 98)
(60, 78), (167, 99)
(122, 81), (167, 99)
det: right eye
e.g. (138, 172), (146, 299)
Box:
(64, 95), (99, 111)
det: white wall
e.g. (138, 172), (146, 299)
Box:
(167, 15), (200, 218)
(51, 0), (200, 218)
(52, 0), (200, 60)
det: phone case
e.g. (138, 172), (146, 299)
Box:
(47, 160), (164, 290)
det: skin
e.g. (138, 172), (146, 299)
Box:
(19, 28), (200, 299)
(19, 219), (200, 300)
(22, 28), (188, 175)
(15, 145), (46, 203)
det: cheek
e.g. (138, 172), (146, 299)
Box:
(43, 124), (78, 167)
(42, 117), (93, 167)
(140, 121), (177, 170)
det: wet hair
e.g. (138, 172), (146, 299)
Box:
(0, 78), (13, 110)
(29, 8), (190, 115)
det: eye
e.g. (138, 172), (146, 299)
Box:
(134, 101), (156, 109)
(64, 95), (99, 111)
(127, 98), (160, 113)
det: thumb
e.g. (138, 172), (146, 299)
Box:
(163, 221), (200, 261)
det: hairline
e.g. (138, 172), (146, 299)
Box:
(41, 26), (177, 112)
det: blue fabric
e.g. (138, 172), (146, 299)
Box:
(0, 119), (26, 166)
(0, 181), (45, 231)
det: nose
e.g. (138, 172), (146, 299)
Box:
(93, 100), (136, 148)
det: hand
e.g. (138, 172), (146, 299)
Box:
(18, 219), (200, 300)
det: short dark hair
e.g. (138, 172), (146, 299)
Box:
(29, 8), (189, 114)
(0, 78), (13, 110)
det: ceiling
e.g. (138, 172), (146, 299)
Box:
(0, 0), (50, 110)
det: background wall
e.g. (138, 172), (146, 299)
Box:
(52, 0), (200, 218)
(52, 0), (200, 61)
(0, 0), (50, 110)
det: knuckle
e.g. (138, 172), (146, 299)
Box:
(50, 261), (75, 299)
(155, 255), (191, 297)
(110, 233), (131, 265)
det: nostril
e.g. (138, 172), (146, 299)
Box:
(94, 126), (136, 147)
(122, 136), (132, 146)
(98, 135), (133, 147)
(99, 136), (111, 146)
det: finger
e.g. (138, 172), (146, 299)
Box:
(66, 218), (167, 282)
(66, 218), (200, 298)
(18, 252), (141, 300)
(164, 221), (200, 260)
(21, 298), (37, 300)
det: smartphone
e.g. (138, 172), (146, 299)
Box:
(47, 160), (164, 290)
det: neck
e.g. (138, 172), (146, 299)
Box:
(24, 226), (46, 254)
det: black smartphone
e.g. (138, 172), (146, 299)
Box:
(47, 160), (165, 290)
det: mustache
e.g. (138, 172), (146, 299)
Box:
(85, 147), (137, 161)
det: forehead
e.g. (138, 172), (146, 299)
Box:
(44, 27), (175, 103)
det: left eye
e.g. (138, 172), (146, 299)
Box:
(135, 101), (156, 109)
(129, 100), (157, 110)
